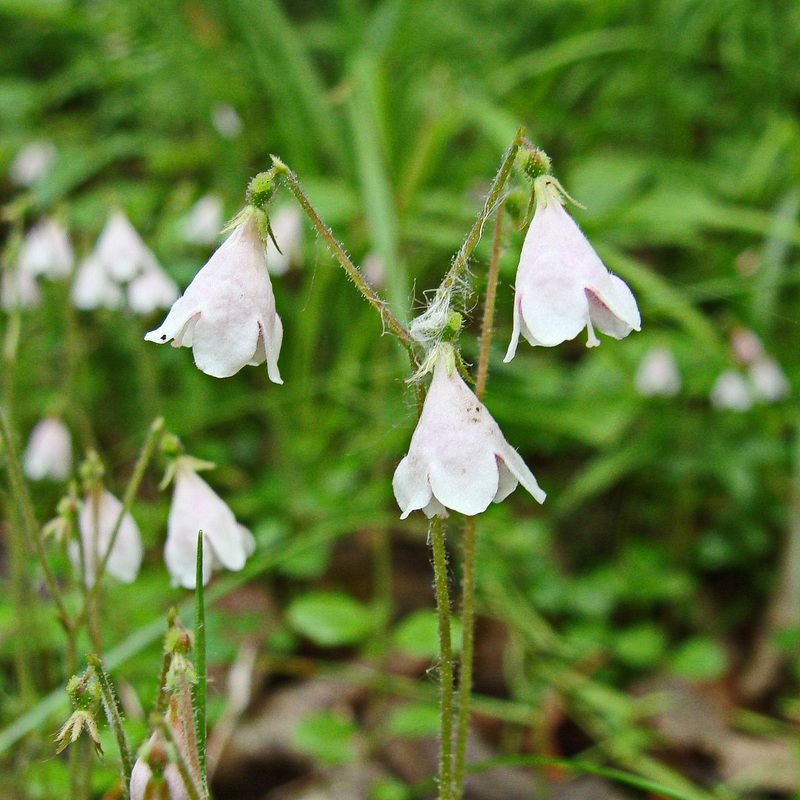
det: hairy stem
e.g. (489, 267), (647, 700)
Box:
(153, 716), (204, 800)
(453, 515), (476, 799)
(454, 205), (505, 797)
(86, 654), (133, 793)
(430, 517), (454, 800)
(270, 156), (417, 365)
(193, 533), (208, 797)
(431, 128), (524, 308)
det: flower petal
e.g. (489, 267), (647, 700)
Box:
(392, 454), (433, 519)
(586, 274), (641, 339)
(495, 445), (546, 504)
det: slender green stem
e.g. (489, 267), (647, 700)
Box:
(94, 416), (164, 583)
(83, 417), (164, 653)
(453, 516), (476, 799)
(6, 501), (36, 703)
(86, 654), (133, 793)
(430, 517), (454, 800)
(475, 205), (505, 399)
(431, 127), (524, 306)
(453, 205), (505, 798)
(152, 716), (204, 800)
(193, 532), (208, 798)
(69, 736), (92, 800)
(0, 408), (72, 630)
(270, 156), (417, 365)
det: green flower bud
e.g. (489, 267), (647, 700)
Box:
(246, 171), (278, 210)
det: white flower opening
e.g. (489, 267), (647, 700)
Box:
(392, 349), (546, 518)
(144, 212), (283, 381)
(23, 417), (72, 481)
(504, 177), (640, 360)
(165, 463), (256, 589)
(72, 490), (143, 587)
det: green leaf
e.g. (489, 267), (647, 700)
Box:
(613, 624), (667, 669)
(668, 637), (727, 681)
(292, 711), (358, 766)
(286, 591), (373, 646)
(384, 702), (440, 739)
(392, 610), (462, 659)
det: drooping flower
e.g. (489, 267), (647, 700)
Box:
(130, 740), (190, 800)
(505, 176), (640, 360)
(164, 460), (256, 589)
(23, 417), (72, 481)
(94, 211), (159, 283)
(211, 104), (242, 139)
(127, 264), (180, 315)
(18, 218), (74, 279)
(393, 347), (546, 518)
(144, 211), (283, 381)
(634, 346), (680, 397)
(710, 370), (753, 412)
(265, 205), (302, 276)
(180, 194), (224, 246)
(9, 140), (56, 186)
(730, 328), (764, 366)
(70, 254), (124, 311)
(72, 490), (143, 586)
(748, 356), (789, 402)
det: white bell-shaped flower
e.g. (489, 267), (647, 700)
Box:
(73, 490), (143, 586)
(164, 461), (256, 589)
(393, 348), (546, 518)
(180, 194), (224, 246)
(70, 254), (124, 311)
(265, 205), (302, 276)
(710, 370), (753, 412)
(635, 346), (681, 397)
(23, 417), (72, 481)
(127, 264), (180, 315)
(94, 211), (158, 282)
(130, 756), (188, 800)
(505, 177), (640, 359)
(144, 212), (283, 381)
(18, 218), (74, 279)
(749, 356), (789, 402)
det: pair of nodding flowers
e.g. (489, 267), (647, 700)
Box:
(68, 458), (253, 590)
(145, 173), (640, 519)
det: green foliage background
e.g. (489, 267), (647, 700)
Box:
(2, 0), (800, 797)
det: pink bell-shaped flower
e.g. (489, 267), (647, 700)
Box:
(164, 460), (256, 589)
(73, 490), (143, 586)
(505, 177), (640, 359)
(393, 347), (546, 518)
(23, 417), (72, 481)
(144, 212), (283, 381)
